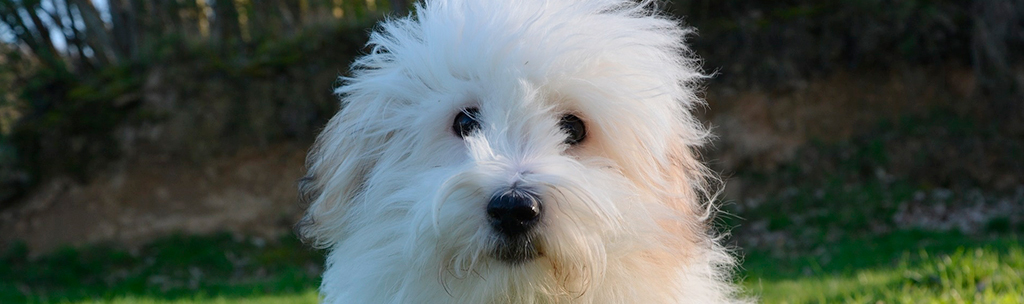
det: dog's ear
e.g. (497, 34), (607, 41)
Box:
(665, 141), (714, 217)
(296, 109), (384, 248)
(657, 122), (720, 240)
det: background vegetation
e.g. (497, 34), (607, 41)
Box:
(1, 0), (1022, 303)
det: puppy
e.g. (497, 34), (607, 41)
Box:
(298, 0), (746, 302)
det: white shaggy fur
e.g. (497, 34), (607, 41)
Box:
(298, 0), (747, 303)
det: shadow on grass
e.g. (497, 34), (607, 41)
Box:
(0, 233), (324, 303)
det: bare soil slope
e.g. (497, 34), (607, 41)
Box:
(1, 145), (307, 255)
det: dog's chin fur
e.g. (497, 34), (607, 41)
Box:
(297, 0), (748, 303)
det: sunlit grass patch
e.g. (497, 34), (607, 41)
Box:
(744, 232), (1024, 303)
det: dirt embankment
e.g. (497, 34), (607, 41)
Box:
(1, 144), (307, 255)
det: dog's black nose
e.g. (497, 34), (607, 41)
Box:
(487, 189), (541, 236)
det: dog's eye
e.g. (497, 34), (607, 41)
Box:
(453, 108), (481, 138)
(559, 114), (586, 145)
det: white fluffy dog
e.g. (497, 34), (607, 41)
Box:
(298, 0), (745, 302)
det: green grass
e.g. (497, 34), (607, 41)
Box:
(61, 292), (317, 304)
(4, 231), (1022, 303)
(0, 233), (323, 304)
(743, 231), (1024, 303)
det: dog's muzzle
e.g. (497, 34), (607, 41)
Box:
(487, 188), (542, 263)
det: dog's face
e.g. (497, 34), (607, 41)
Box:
(300, 1), (735, 302)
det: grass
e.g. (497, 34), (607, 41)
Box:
(61, 292), (318, 304)
(2, 231), (1021, 303)
(0, 234), (322, 304)
(743, 231), (1024, 303)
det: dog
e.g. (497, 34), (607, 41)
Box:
(298, 0), (746, 302)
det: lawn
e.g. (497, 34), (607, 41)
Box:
(2, 230), (1021, 303)
(0, 234), (323, 304)
(743, 231), (1023, 303)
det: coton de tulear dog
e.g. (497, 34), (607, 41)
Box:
(298, 0), (747, 303)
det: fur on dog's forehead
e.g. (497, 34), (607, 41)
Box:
(338, 0), (706, 134)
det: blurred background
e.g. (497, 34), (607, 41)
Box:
(1, 0), (1022, 303)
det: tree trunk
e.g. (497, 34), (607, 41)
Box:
(108, 0), (137, 59)
(72, 0), (121, 64)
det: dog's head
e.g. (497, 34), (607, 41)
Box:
(299, 0), (726, 300)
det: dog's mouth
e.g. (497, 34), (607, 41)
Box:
(491, 233), (542, 264)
